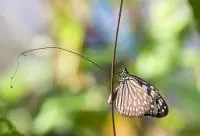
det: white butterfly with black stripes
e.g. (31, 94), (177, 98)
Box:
(108, 68), (168, 118)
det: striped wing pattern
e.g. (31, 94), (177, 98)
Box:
(115, 79), (152, 117)
(108, 68), (169, 118)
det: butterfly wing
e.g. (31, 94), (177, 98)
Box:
(132, 75), (169, 118)
(109, 78), (152, 117)
(146, 91), (169, 118)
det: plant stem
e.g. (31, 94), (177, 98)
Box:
(111, 0), (124, 136)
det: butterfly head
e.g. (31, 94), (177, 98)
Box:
(118, 68), (129, 78)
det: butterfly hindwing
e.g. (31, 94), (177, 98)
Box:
(132, 75), (169, 118)
(145, 90), (168, 118)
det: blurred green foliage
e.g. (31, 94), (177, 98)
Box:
(0, 117), (24, 136)
(189, 0), (200, 31)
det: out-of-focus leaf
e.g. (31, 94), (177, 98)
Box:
(135, 0), (190, 79)
(102, 114), (140, 136)
(157, 109), (186, 133)
(0, 117), (24, 136)
(161, 69), (200, 123)
(70, 111), (107, 135)
(179, 124), (200, 136)
(33, 87), (107, 135)
(181, 48), (200, 67)
(189, 0), (200, 31)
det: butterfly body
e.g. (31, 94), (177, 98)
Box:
(108, 68), (168, 118)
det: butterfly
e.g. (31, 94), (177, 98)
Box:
(108, 68), (168, 118)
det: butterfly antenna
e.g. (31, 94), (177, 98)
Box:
(10, 46), (105, 88)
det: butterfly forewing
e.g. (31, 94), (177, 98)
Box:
(109, 77), (152, 117)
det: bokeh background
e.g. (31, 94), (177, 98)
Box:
(0, 0), (200, 136)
